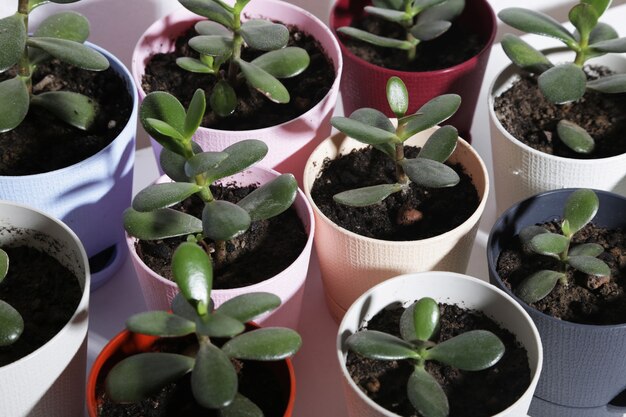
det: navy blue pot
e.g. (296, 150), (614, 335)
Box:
(487, 188), (626, 409)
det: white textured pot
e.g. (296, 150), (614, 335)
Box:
(489, 47), (626, 214)
(337, 271), (543, 417)
(303, 128), (489, 322)
(0, 201), (89, 417)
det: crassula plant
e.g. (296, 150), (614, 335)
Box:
(499, 0), (626, 154)
(105, 241), (301, 416)
(0, 0), (109, 132)
(329, 76), (461, 209)
(516, 188), (610, 304)
(346, 297), (505, 417)
(177, 0), (310, 117)
(0, 249), (23, 348)
(338, 0), (465, 61)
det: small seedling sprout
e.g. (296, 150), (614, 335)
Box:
(0, 248), (24, 347)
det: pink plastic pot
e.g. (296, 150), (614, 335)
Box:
(330, 0), (496, 142)
(127, 166), (315, 330)
(132, 1), (342, 183)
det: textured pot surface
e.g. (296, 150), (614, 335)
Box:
(530, 395), (626, 417)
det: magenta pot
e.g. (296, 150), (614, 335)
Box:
(330, 0), (496, 142)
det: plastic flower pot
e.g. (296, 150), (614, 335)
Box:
(0, 201), (89, 417)
(337, 271), (543, 417)
(132, 1), (342, 183)
(489, 47), (626, 215)
(330, 0), (496, 142)
(529, 395), (626, 417)
(128, 166), (315, 330)
(303, 127), (489, 323)
(487, 188), (626, 409)
(0, 42), (137, 290)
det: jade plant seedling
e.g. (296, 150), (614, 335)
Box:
(329, 76), (461, 210)
(346, 297), (504, 417)
(338, 0), (465, 61)
(177, 0), (310, 117)
(0, 249), (24, 347)
(0, 0), (110, 132)
(105, 241), (301, 416)
(516, 189), (610, 304)
(124, 88), (298, 267)
(499, 0), (626, 154)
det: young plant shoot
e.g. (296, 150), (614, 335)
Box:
(346, 297), (505, 417)
(516, 189), (610, 304)
(0, 0), (110, 133)
(105, 242), (301, 416)
(499, 0), (626, 154)
(177, 0), (310, 117)
(0, 248), (24, 347)
(337, 0), (465, 61)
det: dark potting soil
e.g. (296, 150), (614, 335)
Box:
(310, 146), (479, 241)
(342, 15), (484, 71)
(346, 303), (531, 417)
(493, 67), (626, 159)
(142, 24), (335, 131)
(137, 183), (307, 289)
(0, 245), (82, 367)
(0, 60), (133, 176)
(497, 222), (626, 325)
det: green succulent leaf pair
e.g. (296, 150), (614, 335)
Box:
(0, 249), (24, 347)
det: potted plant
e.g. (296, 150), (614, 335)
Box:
(0, 201), (89, 417)
(337, 271), (543, 417)
(489, 0), (626, 213)
(87, 239), (301, 416)
(0, 0), (138, 288)
(330, 0), (496, 142)
(132, 0), (342, 181)
(303, 77), (489, 322)
(488, 188), (626, 414)
(126, 89), (314, 329)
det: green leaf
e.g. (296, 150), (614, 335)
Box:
(410, 20), (451, 41)
(411, 298), (440, 342)
(501, 33), (553, 74)
(529, 232), (569, 256)
(0, 14), (26, 72)
(237, 59), (289, 103)
(587, 74), (626, 93)
(349, 108), (395, 133)
(0, 77), (29, 133)
(397, 94), (461, 140)
(582, 0), (611, 17)
(160, 143), (203, 182)
(251, 47), (310, 78)
(412, 0), (447, 14)
(569, 3), (599, 41)
(126, 311), (196, 337)
(185, 151), (230, 177)
(0, 300), (23, 347)
(418, 125), (458, 162)
(538, 64), (587, 104)
(27, 37), (109, 70)
(589, 22), (618, 44)
(400, 158), (460, 188)
(210, 80), (237, 117)
(189, 35), (233, 57)
(34, 11), (90, 42)
(590, 37), (626, 53)
(568, 255), (610, 276)
(519, 225), (549, 245)
(237, 174), (297, 221)
(0, 249), (7, 283)
(333, 183), (403, 207)
(331, 116), (399, 145)
(516, 269), (564, 303)
(172, 242), (213, 316)
(364, 6), (410, 23)
(192, 343), (238, 409)
(425, 330), (505, 371)
(176, 57), (214, 73)
(31, 91), (98, 130)
(372, 0), (403, 10)
(557, 120), (595, 154)
(498, 8), (576, 46)
(562, 219), (572, 237)
(202, 200), (251, 241)
(140, 92), (187, 149)
(569, 243), (604, 257)
(205, 139), (268, 182)
(233, 0), (251, 13)
(195, 312), (245, 338)
(345, 330), (420, 360)
(145, 118), (185, 141)
(407, 367), (448, 417)
(123, 208), (203, 240)
(222, 327), (302, 360)
(417, 0), (464, 22)
(132, 183), (202, 212)
(195, 20), (231, 36)
(105, 353), (194, 402)
(185, 89), (206, 138)
(387, 76), (409, 118)
(220, 394), (264, 417)
(171, 292), (203, 321)
(240, 19), (289, 51)
(179, 0), (234, 28)
(217, 292), (281, 323)
(564, 188), (599, 234)
(337, 27), (413, 50)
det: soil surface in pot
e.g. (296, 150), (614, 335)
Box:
(0, 60), (133, 176)
(310, 146), (479, 241)
(142, 23), (335, 131)
(494, 67), (626, 159)
(497, 221), (626, 324)
(346, 303), (531, 417)
(342, 15), (484, 71)
(137, 183), (307, 289)
(0, 245), (82, 367)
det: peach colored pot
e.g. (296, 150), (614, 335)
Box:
(303, 127), (489, 322)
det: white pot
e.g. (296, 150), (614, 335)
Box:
(337, 271), (543, 417)
(0, 201), (90, 417)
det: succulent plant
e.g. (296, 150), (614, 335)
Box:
(499, 0), (626, 154)
(346, 297), (505, 417)
(0, 248), (24, 347)
(516, 189), (610, 304)
(0, 0), (110, 133)
(337, 0), (465, 61)
(176, 0), (310, 117)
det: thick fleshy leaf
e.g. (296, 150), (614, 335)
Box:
(237, 174), (297, 221)
(372, 0), (403, 10)
(105, 353), (194, 402)
(205, 140), (268, 182)
(0, 249), (7, 283)
(418, 126), (458, 162)
(333, 183), (403, 207)
(171, 292), (203, 321)
(590, 37), (626, 53)
(176, 57), (213, 73)
(569, 243), (604, 257)
(27, 37), (108, 70)
(346, 330), (420, 360)
(538, 64), (587, 104)
(172, 242), (213, 315)
(217, 292), (281, 323)
(210, 80), (237, 117)
(387, 76), (408, 118)
(202, 200), (251, 241)
(412, 0), (447, 14)
(569, 3), (598, 41)
(411, 298), (440, 342)
(195, 20), (231, 36)
(237, 59), (289, 103)
(583, 0), (611, 17)
(425, 330), (505, 371)
(350, 108), (395, 133)
(557, 120), (594, 154)
(519, 225), (549, 245)
(337, 27), (413, 50)
(145, 118), (185, 142)
(31, 91), (98, 130)
(123, 208), (202, 240)
(331, 117), (399, 145)
(516, 269), (564, 303)
(160, 142), (203, 182)
(587, 74), (626, 93)
(140, 92), (187, 148)
(220, 394), (263, 417)
(564, 188), (599, 235)
(498, 8), (576, 46)
(195, 312), (245, 337)
(250, 47), (310, 78)
(126, 311), (196, 337)
(185, 89), (206, 138)
(401, 158), (459, 188)
(185, 151), (230, 177)
(501, 33), (553, 73)
(0, 77), (29, 133)
(34, 11), (89, 42)
(132, 183), (202, 212)
(0, 14), (26, 72)
(192, 343), (238, 409)
(240, 19), (289, 51)
(529, 232), (569, 256)
(397, 94), (461, 140)
(189, 35), (233, 57)
(364, 6), (409, 23)
(0, 300), (23, 347)
(568, 255), (610, 276)
(417, 0), (464, 22)
(589, 22), (618, 44)
(410, 20), (451, 41)
(407, 367), (448, 417)
(179, 0), (234, 28)
(222, 327), (302, 360)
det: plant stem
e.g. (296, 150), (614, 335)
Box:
(407, 33), (418, 62)
(574, 38), (588, 67)
(183, 142), (214, 202)
(228, 11), (243, 85)
(17, 0), (32, 93)
(395, 143), (409, 184)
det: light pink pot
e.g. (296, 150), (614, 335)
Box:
(127, 166), (315, 330)
(132, 1), (343, 183)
